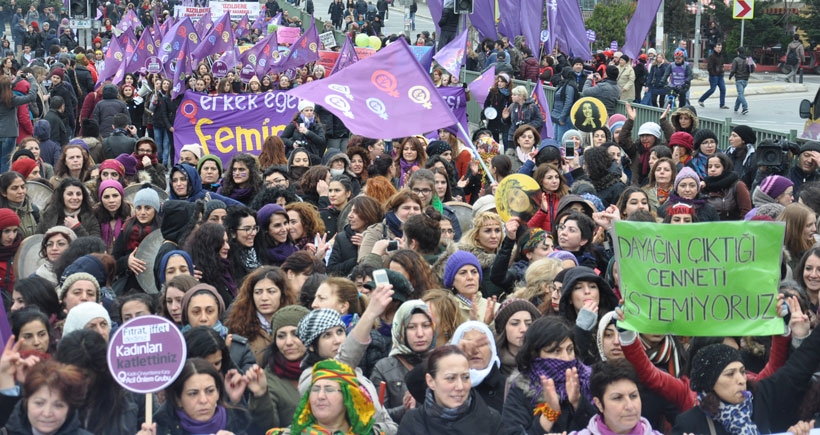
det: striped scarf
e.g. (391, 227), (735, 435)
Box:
(640, 334), (682, 378)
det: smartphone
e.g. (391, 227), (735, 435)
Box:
(387, 240), (399, 251)
(373, 269), (390, 288)
(564, 140), (576, 159)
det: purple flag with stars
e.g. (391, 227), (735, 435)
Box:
(330, 35), (358, 75)
(432, 29), (466, 78)
(192, 12), (235, 62)
(277, 19), (320, 72)
(286, 39), (458, 139)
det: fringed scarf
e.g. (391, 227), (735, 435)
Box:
(101, 217), (124, 252)
(527, 357), (592, 406)
(639, 334), (682, 378)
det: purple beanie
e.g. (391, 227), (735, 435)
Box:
(98, 179), (124, 200)
(443, 251), (483, 288)
(759, 175), (794, 200)
(257, 203), (287, 228)
(674, 166), (701, 193)
(115, 153), (138, 176)
(547, 250), (579, 266)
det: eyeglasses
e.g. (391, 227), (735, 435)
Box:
(310, 385), (342, 394)
(441, 228), (455, 235)
(237, 226), (259, 234)
(412, 188), (432, 196)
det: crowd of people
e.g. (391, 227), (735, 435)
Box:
(1, 1), (820, 435)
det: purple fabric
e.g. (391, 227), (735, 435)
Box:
(622, 0), (663, 59)
(469, 0), (497, 39)
(119, 25), (138, 50)
(409, 45), (434, 72)
(518, 0), (543, 55)
(331, 36), (359, 75)
(0, 303), (10, 350)
(278, 19), (320, 72)
(433, 29), (467, 78)
(532, 80), (554, 139)
(548, 0), (592, 60)
(193, 12), (237, 63)
(194, 10), (213, 36)
(497, 0), (521, 41)
(468, 64), (495, 106)
(438, 87), (469, 140)
(96, 36), (124, 88)
(176, 405), (227, 434)
(234, 14), (250, 39)
(159, 17), (196, 74)
(171, 38), (193, 99)
(251, 10), (270, 34)
(286, 39), (459, 140)
(527, 357), (592, 405)
(220, 47), (240, 70)
(428, 0), (443, 35)
(127, 29), (157, 73)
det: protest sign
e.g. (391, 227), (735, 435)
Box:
(318, 51), (339, 75)
(173, 90), (299, 163)
(277, 26), (301, 45)
(319, 31), (337, 49)
(614, 221), (785, 336)
(107, 315), (186, 394)
(173, 5), (209, 20)
(210, 1), (261, 20)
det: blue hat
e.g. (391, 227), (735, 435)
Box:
(158, 250), (194, 285)
(443, 251), (483, 288)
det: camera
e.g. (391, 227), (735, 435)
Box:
(756, 139), (799, 171)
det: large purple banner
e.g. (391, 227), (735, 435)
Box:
(425, 87), (469, 142)
(172, 90), (299, 163)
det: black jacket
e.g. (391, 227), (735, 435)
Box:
(4, 400), (94, 435)
(327, 224), (359, 277)
(92, 84), (130, 137)
(102, 130), (137, 160)
(73, 65), (95, 96)
(43, 107), (69, 145)
(398, 391), (501, 435)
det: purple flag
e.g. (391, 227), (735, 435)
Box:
(330, 36), (359, 75)
(118, 26), (137, 51)
(0, 305), (10, 351)
(409, 45), (434, 72)
(251, 10), (270, 34)
(622, 0), (663, 59)
(469, 0), (497, 39)
(192, 12), (235, 62)
(159, 17), (199, 74)
(278, 19), (320, 71)
(194, 10), (213, 36)
(239, 30), (278, 77)
(220, 47), (240, 71)
(428, 0), (442, 35)
(518, 0), (543, 56)
(117, 9), (141, 32)
(96, 36), (124, 88)
(433, 29), (466, 78)
(468, 64), (495, 107)
(235, 14), (251, 39)
(127, 28), (157, 72)
(286, 39), (458, 139)
(532, 80), (554, 140)
(172, 38), (193, 99)
(497, 0), (521, 42)
(548, 0), (592, 60)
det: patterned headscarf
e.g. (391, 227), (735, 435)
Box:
(389, 300), (436, 358)
(291, 360), (376, 435)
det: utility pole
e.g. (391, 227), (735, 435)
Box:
(693, 0), (702, 73)
(655, 0), (664, 54)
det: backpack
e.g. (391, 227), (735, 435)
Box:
(746, 56), (756, 73)
(787, 47), (798, 65)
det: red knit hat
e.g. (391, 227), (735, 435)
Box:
(669, 131), (694, 153)
(0, 208), (21, 230)
(11, 157), (37, 179)
(100, 159), (125, 179)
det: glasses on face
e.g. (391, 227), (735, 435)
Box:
(441, 228), (455, 235)
(412, 188), (432, 196)
(310, 385), (342, 395)
(137, 148), (152, 154)
(238, 226), (259, 234)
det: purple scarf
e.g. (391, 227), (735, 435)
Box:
(398, 159), (418, 188)
(267, 242), (298, 265)
(100, 217), (124, 251)
(528, 357), (592, 405)
(220, 258), (237, 296)
(175, 405), (227, 434)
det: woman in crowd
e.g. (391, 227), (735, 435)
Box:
(158, 250), (195, 292)
(389, 248), (440, 293)
(508, 258), (562, 314)
(657, 166), (719, 222)
(491, 224), (554, 293)
(320, 175), (353, 239)
(484, 73), (512, 143)
(258, 136), (287, 171)
(93, 178), (129, 250)
(49, 144), (92, 188)
(198, 154), (223, 193)
(161, 274), (198, 327)
(422, 289), (465, 345)
(448, 212), (504, 298)
(557, 266), (620, 361)
(311, 277), (365, 327)
(281, 101), (326, 158)
(440, 250), (494, 325)
(346, 146), (370, 187)
(285, 202), (326, 252)
(140, 358), (252, 435)
(224, 205), (260, 285)
(702, 152), (751, 220)
(286, 149), (312, 186)
(397, 345), (502, 435)
(642, 157), (677, 212)
(501, 316), (598, 435)
(298, 166), (330, 209)
(131, 137), (167, 190)
(502, 86), (544, 151)
(582, 146), (626, 207)
(37, 178), (100, 237)
(169, 163), (239, 205)
(395, 136), (427, 188)
(529, 163), (570, 233)
(183, 326), (237, 378)
(371, 300), (437, 422)
(10, 276), (61, 319)
(184, 222), (235, 306)
(0, 74), (37, 171)
(0, 172), (35, 238)
(1, 359), (92, 435)
(225, 266), (295, 365)
(219, 153), (263, 206)
(111, 188), (161, 293)
(407, 169), (462, 242)
(10, 308), (53, 354)
(281, 251), (326, 303)
(328, 195), (383, 277)
(778, 203), (817, 271)
(505, 125), (541, 173)
(616, 187), (655, 219)
(18, 137), (54, 180)
(247, 305), (310, 430)
(449, 321), (506, 412)
(495, 299), (541, 376)
(432, 166), (455, 202)
(256, 204), (298, 267)
(358, 190), (423, 263)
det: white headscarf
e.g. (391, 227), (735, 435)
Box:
(450, 321), (501, 386)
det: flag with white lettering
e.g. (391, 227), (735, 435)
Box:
(432, 29), (466, 78)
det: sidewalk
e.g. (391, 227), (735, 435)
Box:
(688, 75), (807, 99)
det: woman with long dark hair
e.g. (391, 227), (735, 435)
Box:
(224, 205), (261, 285)
(93, 180), (131, 253)
(111, 188), (161, 293)
(219, 153), (263, 205)
(184, 222), (235, 305)
(0, 171), (38, 237)
(256, 204), (298, 267)
(328, 195), (384, 277)
(36, 178), (100, 237)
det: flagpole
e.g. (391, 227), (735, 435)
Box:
(455, 122), (496, 185)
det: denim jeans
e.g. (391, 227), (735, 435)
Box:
(153, 127), (171, 165)
(699, 75), (726, 107)
(734, 80), (748, 111)
(553, 120), (575, 143)
(0, 137), (15, 173)
(785, 64), (798, 82)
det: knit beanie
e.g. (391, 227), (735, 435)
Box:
(732, 125), (756, 145)
(100, 159), (125, 179)
(363, 269), (414, 302)
(426, 140), (451, 158)
(134, 187), (160, 211)
(62, 302), (111, 337)
(637, 122), (662, 139)
(689, 344), (743, 392)
(494, 299), (541, 334)
(608, 121), (624, 138)
(759, 175), (794, 200)
(98, 179), (124, 201)
(693, 129), (718, 151)
(61, 256), (107, 290)
(580, 193), (605, 212)
(203, 200), (227, 221)
(561, 129), (582, 144)
(257, 203), (287, 228)
(181, 284), (226, 325)
(605, 65), (619, 80)
(115, 153), (138, 176)
(297, 100), (315, 112)
(547, 250), (579, 266)
(180, 144), (203, 160)
(297, 308), (345, 348)
(197, 154), (224, 175)
(607, 114), (626, 129)
(59, 272), (100, 300)
(674, 166), (701, 192)
(11, 158), (37, 179)
(669, 131), (694, 154)
(443, 251), (483, 288)
(799, 141), (820, 155)
(270, 305), (310, 335)
(43, 226), (77, 245)
(51, 67), (64, 79)
(158, 250), (194, 285)
(12, 149), (35, 162)
(0, 208), (20, 230)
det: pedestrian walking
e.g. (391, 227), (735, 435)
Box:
(698, 42), (729, 109)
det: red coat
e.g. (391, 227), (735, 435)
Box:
(519, 57), (540, 82)
(527, 192), (562, 233)
(13, 80), (33, 144)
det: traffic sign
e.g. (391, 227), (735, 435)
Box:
(733, 0), (753, 19)
(69, 18), (92, 29)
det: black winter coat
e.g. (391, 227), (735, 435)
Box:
(3, 400), (93, 435)
(398, 391), (502, 435)
(326, 224), (359, 276)
(73, 66), (95, 96)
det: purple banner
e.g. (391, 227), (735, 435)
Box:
(428, 0), (442, 35)
(622, 0), (663, 59)
(532, 80), (554, 140)
(409, 45), (434, 72)
(433, 29), (467, 78)
(468, 64), (495, 107)
(518, 0), (543, 55)
(469, 0), (497, 39)
(173, 90), (299, 163)
(96, 36), (124, 88)
(497, 0), (521, 42)
(435, 86), (469, 140)
(547, 0), (592, 60)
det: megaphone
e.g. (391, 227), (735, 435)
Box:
(483, 107), (498, 120)
(137, 81), (152, 97)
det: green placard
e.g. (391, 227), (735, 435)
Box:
(614, 221), (785, 336)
